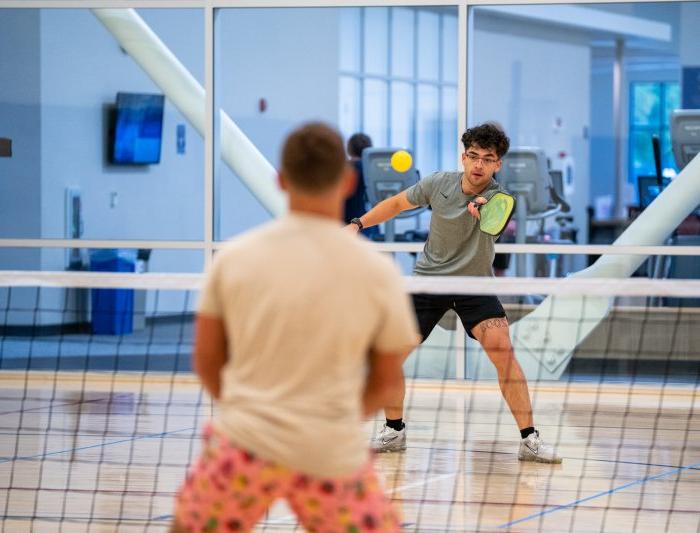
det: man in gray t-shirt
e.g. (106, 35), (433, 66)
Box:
(348, 123), (561, 464)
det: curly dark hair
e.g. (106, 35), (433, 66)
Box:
(461, 123), (510, 158)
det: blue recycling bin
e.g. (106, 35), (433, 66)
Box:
(89, 249), (136, 335)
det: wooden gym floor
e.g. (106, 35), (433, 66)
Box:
(0, 373), (698, 532)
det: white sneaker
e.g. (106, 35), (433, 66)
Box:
(371, 424), (406, 453)
(518, 431), (562, 464)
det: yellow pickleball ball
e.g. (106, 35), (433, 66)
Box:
(390, 150), (412, 173)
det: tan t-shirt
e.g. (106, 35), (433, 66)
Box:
(198, 213), (419, 478)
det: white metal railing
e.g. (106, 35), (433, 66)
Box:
(2, 239), (700, 257)
(4, 270), (700, 297)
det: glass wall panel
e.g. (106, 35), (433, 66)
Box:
(215, 7), (350, 240)
(661, 129), (675, 171)
(441, 14), (458, 84)
(417, 11), (440, 81)
(363, 7), (389, 76)
(364, 7), (457, 185)
(441, 86), (458, 169)
(214, 6), (457, 242)
(0, 247), (203, 274)
(662, 83), (681, 172)
(391, 8), (415, 78)
(0, 8), (204, 253)
(631, 130), (656, 178)
(630, 81), (679, 183)
(339, 7), (361, 72)
(416, 84), (440, 175)
(0, 247), (202, 341)
(339, 76), (361, 139)
(390, 82), (414, 148)
(363, 79), (389, 147)
(469, 2), (699, 277)
(633, 83), (661, 127)
(665, 83), (681, 119)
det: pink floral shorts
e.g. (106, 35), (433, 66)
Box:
(174, 425), (400, 532)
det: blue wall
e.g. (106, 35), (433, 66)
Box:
(0, 10), (42, 269)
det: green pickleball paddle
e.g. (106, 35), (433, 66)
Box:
(474, 191), (516, 237)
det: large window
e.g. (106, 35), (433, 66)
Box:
(3, 2), (698, 271)
(214, 7), (345, 241)
(338, 7), (459, 178)
(213, 6), (458, 242)
(0, 8), (204, 245)
(0, 7), (204, 272)
(629, 81), (681, 183)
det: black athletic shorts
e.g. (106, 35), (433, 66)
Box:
(411, 293), (507, 340)
(492, 253), (511, 270)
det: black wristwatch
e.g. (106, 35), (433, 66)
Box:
(350, 217), (364, 230)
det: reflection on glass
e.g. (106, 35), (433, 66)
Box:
(364, 79), (389, 146)
(213, 6), (457, 241)
(0, 8), (204, 244)
(468, 1), (697, 270)
(339, 7), (361, 72)
(363, 7), (389, 76)
(391, 8), (415, 78)
(629, 81), (680, 181)
(339, 76), (361, 140)
(416, 84), (439, 174)
(664, 84), (680, 124)
(631, 130), (656, 177)
(633, 83), (661, 127)
(661, 129), (676, 172)
(441, 14), (458, 84)
(417, 10), (440, 81)
(390, 82), (414, 148)
(441, 86), (458, 169)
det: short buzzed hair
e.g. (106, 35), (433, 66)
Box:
(461, 123), (510, 159)
(281, 122), (347, 193)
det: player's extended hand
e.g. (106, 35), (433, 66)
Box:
(345, 223), (361, 234)
(468, 196), (487, 219)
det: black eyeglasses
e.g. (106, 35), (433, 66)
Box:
(465, 152), (499, 166)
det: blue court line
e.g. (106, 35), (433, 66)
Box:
(0, 427), (194, 465)
(0, 397), (106, 417)
(411, 444), (700, 471)
(498, 460), (700, 529)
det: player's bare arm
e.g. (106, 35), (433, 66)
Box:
(347, 190), (417, 232)
(192, 314), (228, 400)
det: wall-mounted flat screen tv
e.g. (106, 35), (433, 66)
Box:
(111, 92), (165, 165)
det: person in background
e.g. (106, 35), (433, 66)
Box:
(348, 123), (562, 464)
(345, 133), (378, 238)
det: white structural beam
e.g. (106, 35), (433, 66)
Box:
(92, 8), (286, 217)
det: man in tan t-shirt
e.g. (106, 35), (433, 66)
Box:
(171, 122), (419, 532)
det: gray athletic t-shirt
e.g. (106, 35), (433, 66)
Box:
(406, 171), (505, 277)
